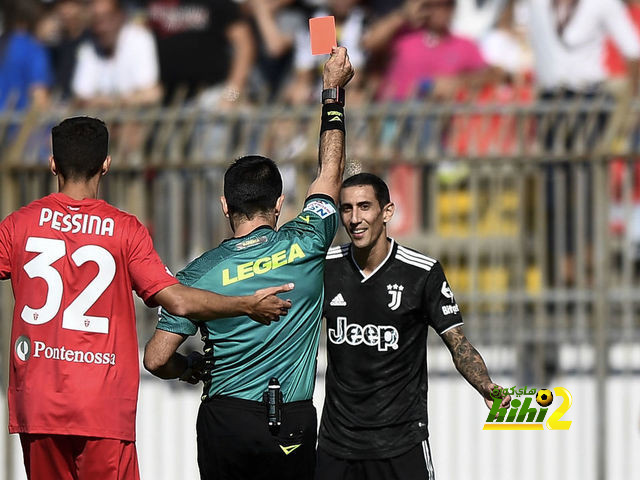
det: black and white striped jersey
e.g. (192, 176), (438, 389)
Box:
(319, 239), (463, 460)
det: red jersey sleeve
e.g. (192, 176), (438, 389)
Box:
(0, 215), (14, 280)
(126, 218), (178, 305)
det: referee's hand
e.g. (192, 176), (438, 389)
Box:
(179, 351), (213, 384)
(323, 46), (354, 89)
(248, 283), (294, 325)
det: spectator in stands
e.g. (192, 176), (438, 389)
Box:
(0, 0), (52, 111)
(520, 0), (640, 385)
(362, 0), (493, 243)
(527, 0), (640, 99)
(452, 0), (508, 40)
(526, 0), (640, 284)
(48, 0), (91, 100)
(446, 0), (533, 157)
(606, 0), (640, 256)
(480, 0), (532, 86)
(72, 0), (161, 107)
(366, 0), (404, 18)
(247, 0), (306, 101)
(363, 0), (490, 102)
(606, 0), (640, 80)
(287, 0), (366, 105)
(146, 0), (255, 108)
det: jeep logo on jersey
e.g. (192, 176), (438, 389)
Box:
(387, 284), (404, 311)
(328, 317), (399, 351)
(15, 335), (31, 362)
(441, 281), (454, 300)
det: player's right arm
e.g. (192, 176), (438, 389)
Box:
(128, 217), (292, 325)
(153, 282), (293, 325)
(306, 46), (355, 204)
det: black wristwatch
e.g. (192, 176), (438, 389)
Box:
(322, 87), (345, 105)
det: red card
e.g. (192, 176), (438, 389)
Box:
(309, 16), (337, 55)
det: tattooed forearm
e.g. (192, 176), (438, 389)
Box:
(441, 326), (492, 395)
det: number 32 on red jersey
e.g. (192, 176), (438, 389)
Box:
(21, 236), (115, 334)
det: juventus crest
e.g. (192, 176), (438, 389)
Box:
(387, 284), (404, 311)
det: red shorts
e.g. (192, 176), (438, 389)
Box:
(20, 433), (140, 480)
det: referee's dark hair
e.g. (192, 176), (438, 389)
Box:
(342, 173), (391, 208)
(224, 155), (283, 218)
(51, 117), (109, 181)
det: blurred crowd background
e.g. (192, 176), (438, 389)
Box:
(1, 0), (639, 113)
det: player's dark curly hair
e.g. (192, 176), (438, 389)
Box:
(51, 117), (109, 181)
(342, 173), (391, 208)
(224, 155), (283, 219)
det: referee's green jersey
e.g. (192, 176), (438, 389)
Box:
(158, 194), (339, 402)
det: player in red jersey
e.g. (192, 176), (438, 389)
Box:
(0, 116), (293, 480)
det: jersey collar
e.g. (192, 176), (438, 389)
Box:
(51, 192), (104, 207)
(221, 225), (274, 250)
(350, 238), (397, 283)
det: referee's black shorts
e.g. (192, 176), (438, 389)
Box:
(316, 440), (436, 480)
(196, 396), (317, 480)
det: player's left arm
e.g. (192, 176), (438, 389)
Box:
(441, 326), (510, 409)
(423, 261), (509, 409)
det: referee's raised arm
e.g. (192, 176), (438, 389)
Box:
(306, 46), (355, 204)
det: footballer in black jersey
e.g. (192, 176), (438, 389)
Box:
(317, 173), (511, 480)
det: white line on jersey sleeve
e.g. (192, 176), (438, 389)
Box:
(439, 322), (464, 335)
(395, 252), (433, 271)
(397, 246), (436, 265)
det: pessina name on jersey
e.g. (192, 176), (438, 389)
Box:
(39, 208), (115, 237)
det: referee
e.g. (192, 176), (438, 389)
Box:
(143, 47), (354, 480)
(317, 173), (511, 480)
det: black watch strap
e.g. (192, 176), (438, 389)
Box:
(322, 87), (345, 105)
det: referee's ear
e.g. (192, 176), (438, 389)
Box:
(382, 202), (395, 225)
(220, 196), (230, 218)
(274, 194), (285, 219)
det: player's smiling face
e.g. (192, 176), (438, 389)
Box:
(339, 185), (394, 249)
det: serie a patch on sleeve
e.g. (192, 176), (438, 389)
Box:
(303, 200), (336, 219)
